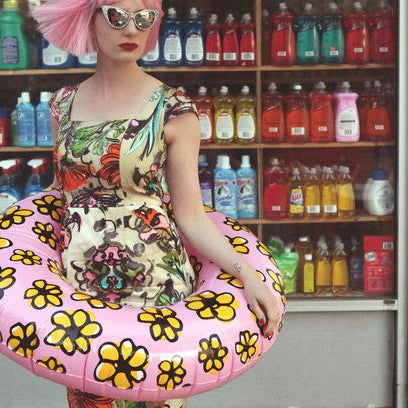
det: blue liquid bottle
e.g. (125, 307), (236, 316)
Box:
(35, 92), (53, 146)
(139, 38), (161, 67)
(24, 159), (45, 197)
(17, 91), (36, 147)
(41, 37), (77, 68)
(0, 159), (21, 211)
(161, 7), (183, 66)
(237, 155), (258, 219)
(214, 155), (238, 218)
(296, 2), (320, 65)
(321, 1), (345, 64)
(77, 52), (97, 68)
(184, 7), (204, 67)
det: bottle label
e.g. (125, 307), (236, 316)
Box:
(223, 52), (237, 60)
(164, 34), (182, 61)
(377, 185), (394, 212)
(291, 127), (305, 136)
(237, 178), (257, 215)
(269, 127), (279, 133)
(307, 205), (320, 214)
(349, 257), (363, 280)
(214, 179), (237, 215)
(277, 51), (287, 56)
(206, 52), (220, 61)
(379, 47), (389, 53)
(186, 34), (204, 61)
(318, 126), (328, 132)
(290, 188), (304, 214)
(330, 49), (340, 56)
(198, 113), (212, 140)
(241, 52), (255, 61)
(216, 114), (234, 140)
(43, 43), (69, 65)
(143, 42), (160, 62)
(305, 51), (315, 57)
(324, 204), (337, 214)
(337, 108), (358, 137)
(78, 53), (97, 64)
(1, 36), (19, 65)
(237, 112), (255, 140)
(304, 263), (315, 293)
(354, 47), (363, 53)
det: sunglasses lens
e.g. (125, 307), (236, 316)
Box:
(135, 10), (157, 29)
(106, 7), (128, 27)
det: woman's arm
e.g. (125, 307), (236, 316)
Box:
(164, 113), (280, 338)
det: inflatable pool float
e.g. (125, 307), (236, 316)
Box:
(0, 188), (286, 401)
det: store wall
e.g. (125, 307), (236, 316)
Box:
(0, 311), (395, 408)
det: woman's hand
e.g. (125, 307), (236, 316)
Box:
(242, 272), (281, 338)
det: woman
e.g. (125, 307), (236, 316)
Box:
(32, 1), (281, 407)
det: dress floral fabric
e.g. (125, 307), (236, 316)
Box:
(49, 82), (198, 408)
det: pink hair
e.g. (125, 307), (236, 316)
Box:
(31, 0), (164, 57)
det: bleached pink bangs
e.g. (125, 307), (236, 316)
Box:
(31, 0), (163, 57)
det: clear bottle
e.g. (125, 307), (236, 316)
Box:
(235, 86), (256, 144)
(332, 241), (350, 294)
(315, 240), (332, 294)
(321, 167), (338, 218)
(338, 166), (356, 217)
(214, 86), (235, 144)
(305, 167), (321, 218)
(289, 167), (305, 219)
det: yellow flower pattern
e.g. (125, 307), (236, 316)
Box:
(217, 271), (244, 289)
(24, 279), (64, 309)
(235, 330), (259, 365)
(32, 221), (59, 250)
(224, 217), (250, 232)
(71, 291), (122, 310)
(225, 235), (250, 255)
(10, 249), (42, 265)
(0, 234), (12, 249)
(267, 268), (286, 308)
(0, 205), (33, 229)
(157, 355), (186, 390)
(33, 194), (62, 222)
(257, 240), (278, 266)
(6, 322), (40, 358)
(198, 334), (229, 374)
(36, 356), (67, 374)
(0, 266), (16, 300)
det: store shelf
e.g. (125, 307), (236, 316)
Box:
(0, 63), (396, 77)
(285, 297), (398, 312)
(258, 214), (393, 224)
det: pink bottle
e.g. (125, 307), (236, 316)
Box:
(333, 81), (360, 143)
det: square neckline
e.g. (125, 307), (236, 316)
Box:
(67, 82), (166, 124)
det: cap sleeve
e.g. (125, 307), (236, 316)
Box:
(48, 87), (67, 122)
(164, 88), (198, 126)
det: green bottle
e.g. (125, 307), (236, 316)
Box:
(296, 2), (320, 65)
(0, 0), (30, 70)
(320, 1), (344, 64)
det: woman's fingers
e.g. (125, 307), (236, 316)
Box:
(249, 297), (266, 328)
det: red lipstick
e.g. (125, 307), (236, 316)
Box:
(119, 43), (138, 51)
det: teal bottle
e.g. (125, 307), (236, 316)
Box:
(296, 2), (320, 65)
(321, 2), (344, 64)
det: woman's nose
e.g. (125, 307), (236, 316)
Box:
(124, 18), (138, 35)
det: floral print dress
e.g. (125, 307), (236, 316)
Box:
(49, 82), (199, 408)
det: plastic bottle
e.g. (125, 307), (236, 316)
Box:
(24, 159), (45, 197)
(0, 159), (21, 211)
(235, 86), (256, 144)
(0, 0), (30, 70)
(214, 86), (235, 144)
(161, 7), (182, 67)
(286, 82), (310, 143)
(315, 240), (332, 294)
(17, 91), (36, 147)
(262, 9), (272, 65)
(270, 2), (296, 66)
(289, 167), (305, 218)
(321, 167), (338, 218)
(296, 236), (314, 294)
(214, 155), (238, 218)
(296, 2), (320, 65)
(10, 96), (21, 146)
(184, 7), (205, 67)
(364, 80), (392, 141)
(364, 169), (394, 216)
(332, 240), (349, 294)
(338, 166), (356, 217)
(358, 80), (372, 140)
(222, 14), (239, 66)
(310, 81), (334, 143)
(237, 155), (258, 219)
(205, 14), (222, 66)
(35, 92), (53, 147)
(0, 108), (9, 147)
(369, 0), (396, 64)
(41, 37), (77, 68)
(348, 236), (363, 291)
(343, 1), (370, 65)
(263, 157), (289, 219)
(305, 167), (321, 218)
(77, 52), (97, 68)
(198, 154), (214, 208)
(194, 86), (214, 144)
(261, 82), (285, 143)
(24, 1), (42, 69)
(239, 13), (256, 67)
(321, 2), (345, 64)
(333, 81), (360, 142)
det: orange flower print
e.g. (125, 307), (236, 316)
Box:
(98, 143), (121, 187)
(57, 161), (89, 193)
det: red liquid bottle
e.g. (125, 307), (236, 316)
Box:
(261, 82), (285, 143)
(343, 1), (370, 65)
(222, 13), (239, 66)
(357, 80), (372, 140)
(205, 14), (222, 67)
(369, 0), (396, 63)
(262, 9), (272, 65)
(286, 82), (310, 143)
(365, 80), (392, 141)
(0, 108), (9, 147)
(240, 13), (256, 67)
(263, 157), (289, 219)
(270, 2), (296, 66)
(310, 81), (334, 143)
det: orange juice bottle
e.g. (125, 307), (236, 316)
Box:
(315, 240), (332, 294)
(321, 167), (338, 218)
(194, 86), (214, 145)
(332, 241), (349, 295)
(289, 167), (305, 218)
(338, 166), (356, 217)
(305, 167), (321, 218)
(214, 85), (235, 144)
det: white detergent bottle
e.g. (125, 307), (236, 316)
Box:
(334, 81), (360, 142)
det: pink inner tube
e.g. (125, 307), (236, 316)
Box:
(0, 188), (286, 401)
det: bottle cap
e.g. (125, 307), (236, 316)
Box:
(305, 254), (313, 261)
(220, 86), (229, 95)
(216, 155), (227, 168)
(262, 9), (270, 18)
(279, 2), (288, 12)
(268, 82), (278, 92)
(364, 80), (372, 89)
(328, 1), (338, 11)
(198, 154), (207, 163)
(168, 7), (177, 17)
(220, 156), (231, 169)
(292, 82), (302, 91)
(270, 157), (280, 167)
(40, 92), (51, 103)
(198, 86), (207, 96)
(292, 167), (300, 176)
(190, 7), (199, 17)
(370, 168), (388, 180)
(20, 92), (30, 103)
(354, 2), (363, 11)
(373, 80), (382, 89)
(241, 155), (251, 168)
(241, 86), (250, 95)
(209, 14), (218, 23)
(314, 81), (326, 92)
(3, 0), (19, 10)
(304, 2), (313, 12)
(299, 235), (309, 242)
(241, 13), (252, 23)
(226, 13), (235, 23)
